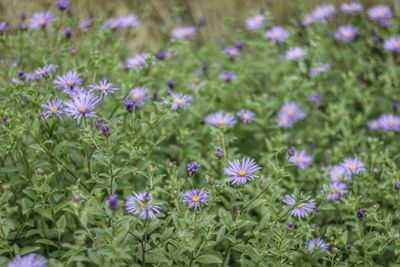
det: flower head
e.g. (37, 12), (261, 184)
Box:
(306, 237), (328, 253)
(310, 62), (330, 75)
(187, 161), (200, 176)
(326, 182), (348, 201)
(286, 47), (306, 61)
(80, 17), (93, 30)
(216, 147), (224, 159)
(357, 208), (364, 218)
(283, 194), (316, 218)
(107, 194), (118, 210)
(102, 14), (140, 30)
(64, 92), (101, 124)
(311, 5), (336, 23)
(340, 157), (365, 177)
(276, 102), (306, 128)
(307, 92), (322, 105)
(8, 253), (47, 267)
(219, 71), (238, 82)
(56, 0), (69, 10)
(378, 114), (400, 131)
(170, 93), (193, 110)
(383, 36), (400, 53)
(171, 25), (197, 39)
(126, 53), (149, 69)
(224, 158), (261, 185)
(224, 46), (240, 58)
(90, 78), (117, 96)
(41, 98), (64, 118)
(265, 26), (289, 43)
(335, 24), (358, 42)
(245, 14), (266, 31)
(287, 148), (313, 169)
(127, 87), (148, 108)
(126, 192), (161, 220)
(329, 165), (348, 182)
(29, 11), (54, 29)
(237, 109), (255, 123)
(368, 119), (380, 130)
(204, 112), (237, 127)
(0, 21), (9, 33)
(34, 64), (57, 79)
(54, 70), (83, 92)
(340, 2), (363, 15)
(184, 188), (208, 210)
(368, 5), (392, 22)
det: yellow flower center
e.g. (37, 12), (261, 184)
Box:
(191, 195), (200, 202)
(66, 80), (73, 86)
(372, 122), (378, 128)
(297, 203), (304, 208)
(394, 43), (400, 49)
(38, 19), (46, 25)
(99, 85), (107, 91)
(78, 106), (86, 113)
(51, 106), (58, 113)
(272, 32), (281, 38)
(331, 188), (338, 193)
(132, 94), (139, 101)
(348, 164), (356, 171)
(238, 169), (246, 177)
(243, 113), (250, 119)
(388, 120), (394, 127)
(296, 156), (303, 163)
(175, 98), (183, 105)
(281, 117), (288, 124)
(343, 31), (352, 38)
(287, 109), (294, 117)
(216, 119), (225, 126)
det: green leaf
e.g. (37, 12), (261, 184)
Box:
(195, 254), (223, 264)
(57, 215), (66, 234)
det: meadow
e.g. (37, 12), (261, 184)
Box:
(0, 1), (400, 266)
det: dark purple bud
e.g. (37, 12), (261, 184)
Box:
(151, 91), (159, 100)
(64, 27), (72, 38)
(143, 192), (151, 202)
(156, 49), (168, 60)
(107, 194), (118, 210)
(18, 22), (27, 31)
(18, 69), (25, 78)
(216, 147), (224, 159)
(308, 92), (322, 105)
(259, 179), (266, 188)
(395, 181), (400, 190)
(357, 208), (364, 218)
(21, 11), (27, 20)
(187, 161), (200, 176)
(102, 123), (110, 136)
(56, 0), (69, 11)
(310, 143), (316, 151)
(2, 115), (9, 125)
(287, 222), (294, 230)
(287, 146), (295, 158)
(167, 80), (175, 89)
(198, 17), (207, 27)
(346, 244), (352, 250)
(392, 101), (399, 110)
(95, 118), (102, 128)
(235, 40), (244, 50)
(314, 207), (321, 214)
(125, 101), (133, 112)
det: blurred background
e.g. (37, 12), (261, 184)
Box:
(0, 0), (395, 50)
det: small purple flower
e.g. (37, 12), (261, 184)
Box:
(245, 14), (266, 31)
(64, 92), (101, 124)
(90, 78), (117, 96)
(127, 87), (148, 108)
(335, 24), (358, 42)
(41, 98), (64, 118)
(107, 194), (118, 210)
(156, 49), (170, 60)
(34, 64), (58, 79)
(368, 119), (380, 130)
(357, 208), (364, 218)
(368, 5), (392, 22)
(341, 157), (365, 177)
(378, 114), (400, 131)
(102, 123), (110, 136)
(326, 182), (348, 201)
(171, 25), (197, 39)
(307, 92), (322, 105)
(56, 0), (69, 11)
(265, 26), (289, 43)
(29, 11), (54, 29)
(340, 2), (363, 15)
(310, 62), (330, 75)
(394, 181), (400, 190)
(235, 40), (244, 50)
(311, 5), (336, 23)
(287, 148), (313, 169)
(126, 53), (149, 69)
(329, 165), (348, 182)
(126, 192), (161, 220)
(187, 161), (200, 176)
(276, 102), (306, 128)
(224, 46), (240, 58)
(184, 188), (208, 210)
(54, 70), (83, 92)
(237, 109), (254, 123)
(0, 21), (9, 33)
(102, 14), (140, 30)
(80, 17), (93, 30)
(8, 253), (47, 267)
(224, 158), (261, 185)
(64, 27), (72, 38)
(170, 93), (193, 110)
(18, 22), (27, 31)
(306, 237), (328, 253)
(286, 47), (306, 61)
(283, 194), (316, 218)
(204, 112), (237, 127)
(219, 71), (238, 82)
(216, 147), (224, 159)
(95, 118), (102, 128)
(383, 36), (400, 53)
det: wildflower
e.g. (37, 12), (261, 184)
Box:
(307, 92), (322, 105)
(34, 64), (57, 79)
(276, 102), (306, 128)
(383, 36), (400, 53)
(204, 112), (237, 127)
(286, 47), (306, 61)
(311, 5), (336, 23)
(368, 119), (380, 130)
(29, 11), (54, 29)
(64, 92), (101, 124)
(340, 157), (365, 177)
(18, 22), (27, 31)
(56, 0), (69, 11)
(187, 161), (200, 176)
(216, 147), (224, 159)
(0, 21), (8, 33)
(198, 17), (207, 27)
(219, 71), (238, 82)
(127, 87), (148, 108)
(356, 208), (364, 218)
(283, 194), (316, 218)
(64, 27), (72, 38)
(126, 192), (161, 220)
(107, 194), (118, 210)
(287, 148), (313, 169)
(245, 14), (266, 31)
(235, 40), (244, 49)
(125, 101), (134, 112)
(41, 98), (64, 118)
(8, 253), (47, 267)
(2, 115), (9, 125)
(54, 70), (83, 92)
(102, 123), (110, 136)
(287, 146), (295, 157)
(102, 15), (140, 30)
(95, 118), (102, 128)
(224, 158), (261, 185)
(340, 2), (363, 15)
(306, 237), (328, 253)
(224, 46), (240, 58)
(184, 188), (208, 210)
(378, 114), (400, 131)
(167, 80), (175, 89)
(171, 25), (197, 39)
(170, 93), (193, 110)
(237, 109), (255, 123)
(156, 49), (169, 60)
(310, 62), (330, 75)
(329, 165), (348, 182)
(90, 78), (117, 96)
(335, 25), (358, 42)
(287, 222), (294, 230)
(265, 26), (289, 43)
(367, 5), (392, 22)
(327, 182), (348, 201)
(126, 53), (149, 69)
(394, 181), (400, 190)
(80, 17), (93, 30)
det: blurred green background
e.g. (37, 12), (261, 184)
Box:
(0, 0), (394, 49)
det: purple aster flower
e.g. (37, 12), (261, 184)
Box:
(126, 192), (161, 220)
(34, 64), (57, 79)
(394, 181), (400, 190)
(340, 2), (363, 15)
(286, 47), (306, 61)
(283, 194), (316, 218)
(80, 17), (93, 30)
(54, 70), (83, 92)
(329, 165), (348, 182)
(310, 62), (330, 75)
(245, 14), (266, 31)
(265, 26), (289, 43)
(126, 53), (149, 69)
(335, 24), (358, 42)
(219, 71), (238, 82)
(170, 93), (193, 110)
(66, 86), (87, 100)
(326, 182), (348, 201)
(368, 5), (392, 22)
(276, 102), (306, 128)
(357, 208), (364, 218)
(90, 78), (117, 96)
(216, 147), (224, 159)
(340, 157), (365, 177)
(0, 21), (8, 33)
(378, 113), (400, 131)
(107, 194), (118, 210)
(383, 36), (400, 53)
(311, 5), (336, 23)
(127, 87), (148, 108)
(184, 188), (208, 210)
(119, 14), (140, 29)
(237, 109), (255, 123)
(187, 161), (200, 176)
(29, 11), (54, 29)
(8, 253), (47, 267)
(307, 92), (322, 105)
(368, 119), (380, 130)
(224, 46), (240, 58)
(204, 112), (237, 127)
(41, 98), (64, 118)
(56, 0), (69, 11)
(287, 148), (313, 169)
(64, 92), (101, 124)
(18, 22), (27, 31)
(171, 25), (197, 39)
(64, 27), (72, 38)
(224, 158), (261, 185)
(306, 237), (328, 253)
